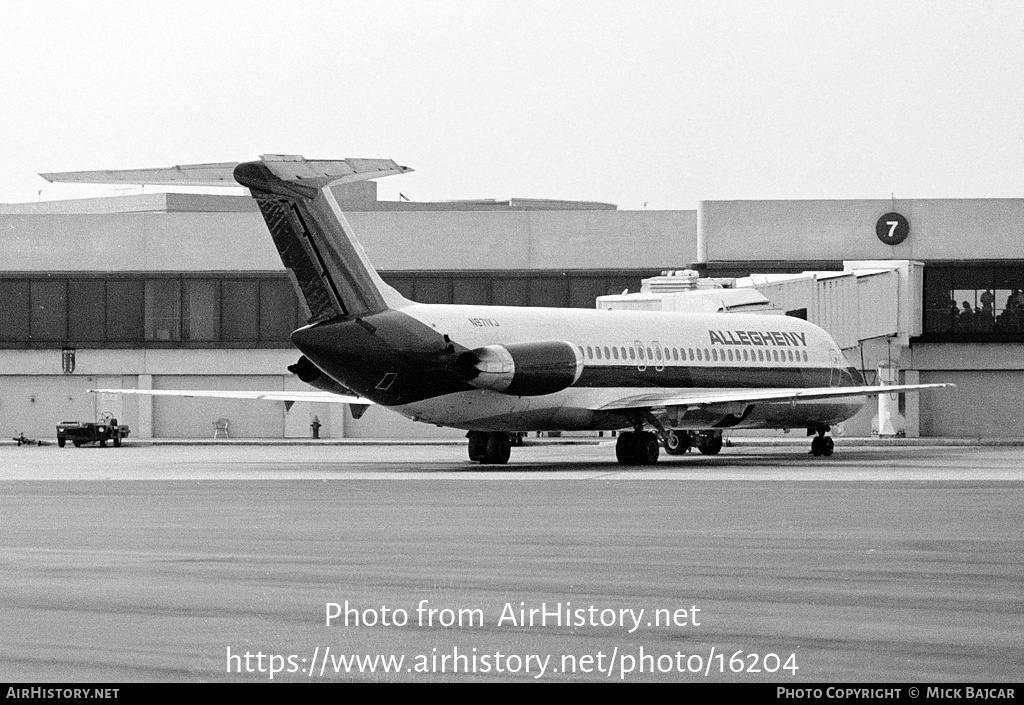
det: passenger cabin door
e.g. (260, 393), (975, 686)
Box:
(634, 340), (646, 372)
(829, 350), (842, 387)
(652, 340), (665, 372)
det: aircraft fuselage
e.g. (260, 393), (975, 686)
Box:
(291, 303), (865, 432)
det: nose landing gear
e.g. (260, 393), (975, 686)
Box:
(809, 427), (834, 457)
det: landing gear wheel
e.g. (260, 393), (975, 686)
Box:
(57, 438), (66, 448)
(664, 430), (690, 455)
(482, 433), (511, 465)
(616, 431), (660, 465)
(636, 431), (660, 465)
(468, 431), (512, 464)
(810, 435), (835, 457)
(616, 432), (638, 465)
(467, 432), (487, 462)
(696, 431), (723, 455)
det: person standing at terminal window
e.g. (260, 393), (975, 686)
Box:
(1008, 289), (1024, 311)
(959, 301), (976, 332)
(999, 289), (1024, 332)
(978, 290), (995, 332)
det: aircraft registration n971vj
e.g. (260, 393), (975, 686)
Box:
(48, 155), (954, 465)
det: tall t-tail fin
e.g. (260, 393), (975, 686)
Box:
(41, 154), (414, 322)
(233, 155), (413, 321)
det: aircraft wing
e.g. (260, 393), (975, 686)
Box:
(595, 382), (955, 412)
(88, 388), (371, 405)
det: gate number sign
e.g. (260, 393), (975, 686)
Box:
(876, 212), (909, 245)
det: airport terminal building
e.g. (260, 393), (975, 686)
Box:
(1, 179), (1021, 440)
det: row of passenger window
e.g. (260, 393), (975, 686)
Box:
(582, 344), (809, 364)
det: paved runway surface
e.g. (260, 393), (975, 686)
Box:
(1, 443), (1022, 682)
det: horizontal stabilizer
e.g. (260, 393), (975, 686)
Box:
(41, 162), (241, 187)
(258, 154), (412, 189)
(41, 155), (412, 188)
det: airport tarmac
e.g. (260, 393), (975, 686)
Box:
(1, 442), (1022, 683)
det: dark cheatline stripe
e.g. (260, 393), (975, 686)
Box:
(573, 364), (845, 389)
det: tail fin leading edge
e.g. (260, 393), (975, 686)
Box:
(233, 155), (413, 322)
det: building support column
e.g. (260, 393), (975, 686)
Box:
(137, 374), (153, 439)
(903, 369), (920, 438)
(328, 402), (347, 439)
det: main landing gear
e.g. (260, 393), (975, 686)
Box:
(663, 430), (690, 455)
(616, 431), (661, 465)
(809, 426), (834, 457)
(467, 431), (511, 465)
(693, 430), (723, 456)
(663, 430), (723, 456)
(617, 428), (725, 465)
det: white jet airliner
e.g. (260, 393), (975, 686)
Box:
(49, 155), (952, 464)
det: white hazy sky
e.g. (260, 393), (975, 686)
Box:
(1, 0), (1021, 209)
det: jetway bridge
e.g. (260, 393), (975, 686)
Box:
(597, 260), (921, 350)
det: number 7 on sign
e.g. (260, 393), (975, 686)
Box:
(875, 212), (909, 245)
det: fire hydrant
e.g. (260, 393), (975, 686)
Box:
(310, 416), (322, 439)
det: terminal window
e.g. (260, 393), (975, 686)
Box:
(379, 270), (656, 308)
(183, 280), (220, 341)
(0, 269), (661, 348)
(0, 274), (301, 348)
(145, 280), (182, 341)
(923, 264), (1024, 340)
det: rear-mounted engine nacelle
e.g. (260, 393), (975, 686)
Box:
(459, 341), (584, 396)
